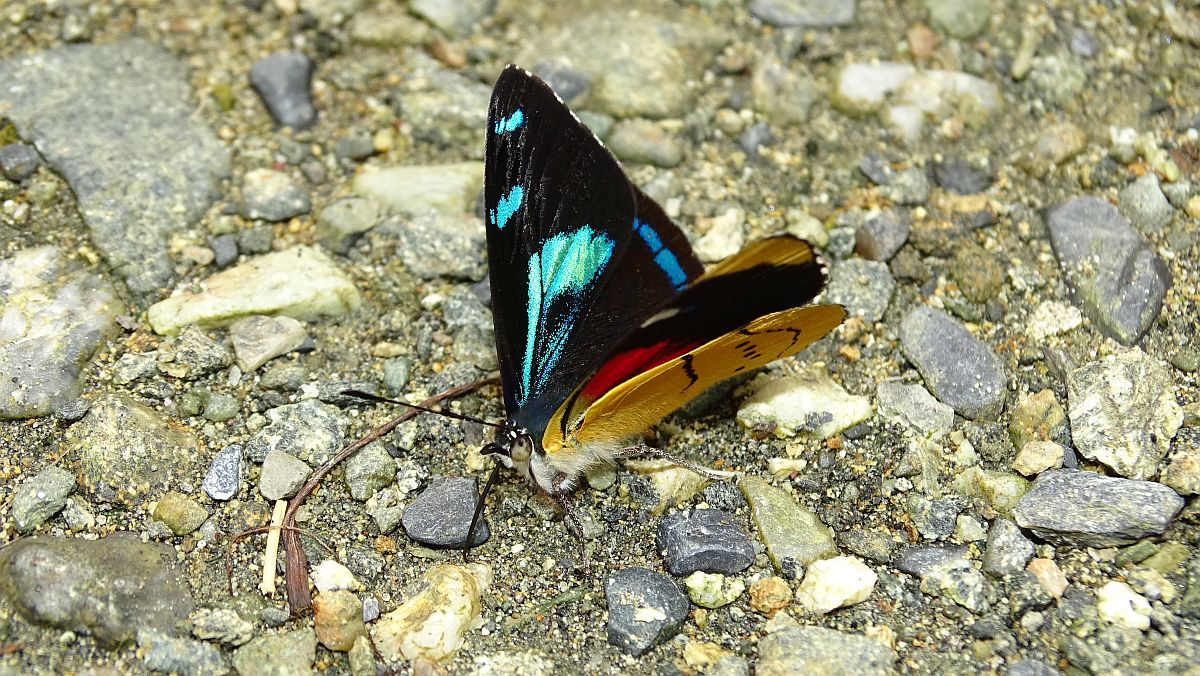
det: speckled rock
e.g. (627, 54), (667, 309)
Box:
(402, 476), (490, 548)
(923, 0), (990, 38)
(684, 571), (746, 609)
(751, 59), (820, 125)
(229, 315), (307, 372)
(920, 557), (990, 613)
(68, 393), (200, 506)
(314, 589), (367, 652)
(345, 441), (396, 501)
(202, 444), (244, 501)
(607, 119), (683, 168)
(377, 212), (487, 281)
(757, 626), (897, 676)
(1046, 196), (1171, 345)
(899, 306), (1006, 420)
(982, 519), (1035, 577)
(605, 567), (689, 656)
(158, 325), (233, 380)
(245, 400), (344, 465)
(232, 627), (317, 676)
(1119, 174), (1175, 234)
(409, 0), (493, 37)
(739, 475), (836, 577)
(137, 627), (227, 676)
(11, 466), (74, 533)
(657, 509), (755, 576)
(738, 367), (872, 439)
(1163, 447), (1200, 495)
(855, 208), (910, 261)
(876, 380), (954, 438)
(1013, 470), (1184, 547)
(239, 168), (311, 222)
(190, 607), (255, 647)
(825, 258), (895, 323)
(249, 51), (317, 130)
(0, 246), (123, 419)
(1067, 349), (1182, 480)
(372, 564), (491, 664)
(748, 576), (792, 616)
(147, 246), (361, 335)
(1008, 389), (1069, 451)
(0, 534), (194, 646)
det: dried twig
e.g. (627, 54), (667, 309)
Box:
(259, 500), (288, 596)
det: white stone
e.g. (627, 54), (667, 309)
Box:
(313, 560), (361, 593)
(372, 564), (492, 664)
(738, 367), (873, 439)
(693, 207), (746, 263)
(834, 62), (916, 113)
(1025, 301), (1083, 341)
(353, 162), (483, 217)
(1011, 440), (1065, 477)
(1096, 581), (1150, 630)
(794, 556), (877, 615)
(230, 315), (307, 371)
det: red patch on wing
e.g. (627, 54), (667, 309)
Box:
(580, 338), (701, 401)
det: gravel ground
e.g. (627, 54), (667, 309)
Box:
(1, 0), (1198, 674)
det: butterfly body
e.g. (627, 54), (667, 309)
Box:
(481, 66), (845, 503)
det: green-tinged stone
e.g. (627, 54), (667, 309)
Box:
(203, 393), (240, 422)
(352, 162), (483, 217)
(739, 475), (835, 575)
(954, 467), (1029, 517)
(152, 491), (209, 536)
(232, 627), (317, 676)
(1114, 541), (1160, 568)
(685, 571), (746, 609)
(178, 388), (209, 417)
(1142, 542), (1191, 576)
(1009, 390), (1068, 451)
(344, 441), (397, 501)
(211, 82), (235, 111)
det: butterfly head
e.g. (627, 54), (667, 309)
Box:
(480, 420), (547, 489)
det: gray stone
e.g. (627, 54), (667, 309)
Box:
(931, 157), (992, 195)
(317, 196), (381, 253)
(924, 0), (990, 38)
(894, 544), (968, 577)
(334, 133), (374, 162)
(899, 306), (1007, 420)
(203, 393), (239, 422)
(1008, 660), (1059, 676)
(230, 315), (308, 371)
(147, 246), (361, 336)
(0, 534), (194, 646)
(354, 162), (483, 218)
(245, 400), (344, 465)
(259, 450), (312, 501)
(1046, 196), (1171, 345)
(738, 122), (774, 155)
(409, 0), (494, 37)
(113, 351), (158, 384)
(739, 475), (835, 577)
(240, 168), (311, 222)
(365, 487), (405, 534)
(377, 213), (487, 281)
(249, 51), (317, 130)
(750, 0), (856, 27)
(1119, 174), (1175, 234)
(401, 476), (489, 548)
(751, 60), (819, 126)
(905, 495), (963, 541)
(0, 142), (41, 180)
(882, 167), (930, 205)
(920, 558), (990, 612)
(138, 627), (227, 676)
(68, 393), (200, 506)
(389, 52), (490, 150)
(855, 208), (910, 261)
(605, 567), (689, 656)
(345, 441), (396, 501)
(0, 247), (123, 419)
(202, 444), (244, 501)
(189, 607), (255, 647)
(232, 628), (317, 676)
(876, 380), (954, 438)
(0, 41), (230, 299)
(607, 119), (683, 168)
(982, 519), (1034, 577)
(1013, 469), (1184, 547)
(210, 233), (238, 268)
(825, 258), (895, 323)
(159, 325), (233, 380)
(657, 509), (755, 576)
(757, 626), (897, 676)
(12, 466), (75, 533)
(443, 287), (498, 371)
(1067, 349), (1183, 480)
(1006, 570), (1052, 616)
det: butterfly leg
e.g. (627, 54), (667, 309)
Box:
(614, 444), (740, 481)
(550, 474), (592, 574)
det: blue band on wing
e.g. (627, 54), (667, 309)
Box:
(490, 185), (524, 230)
(635, 219), (687, 290)
(494, 108), (525, 135)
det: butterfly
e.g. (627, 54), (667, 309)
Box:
(473, 65), (846, 538)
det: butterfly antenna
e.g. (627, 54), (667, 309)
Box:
(340, 389), (503, 428)
(463, 461), (504, 562)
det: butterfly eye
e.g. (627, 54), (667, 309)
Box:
(511, 434), (534, 462)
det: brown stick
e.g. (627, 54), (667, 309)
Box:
(279, 376), (499, 616)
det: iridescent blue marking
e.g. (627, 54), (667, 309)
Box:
(489, 185), (523, 230)
(635, 219), (687, 290)
(494, 108), (525, 135)
(519, 226), (615, 405)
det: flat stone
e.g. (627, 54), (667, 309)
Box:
(757, 626), (897, 676)
(932, 157), (992, 195)
(739, 475), (836, 576)
(245, 400), (344, 465)
(158, 325), (233, 380)
(152, 491), (209, 536)
(605, 567), (689, 656)
(794, 556), (878, 614)
(981, 519), (1034, 577)
(0, 534), (194, 646)
(919, 558), (990, 613)
(377, 212), (487, 281)
(1046, 196), (1171, 345)
(1067, 349), (1182, 480)
(607, 119), (684, 168)
(825, 258), (895, 323)
(249, 51), (317, 130)
(138, 627), (227, 676)
(409, 0), (493, 37)
(148, 246), (360, 335)
(899, 305), (1007, 420)
(230, 315), (308, 371)
(876, 380), (954, 438)
(0, 42), (230, 299)
(372, 564), (490, 664)
(895, 544), (967, 577)
(1013, 469), (1184, 547)
(402, 476), (489, 548)
(737, 367), (873, 439)
(0, 247), (123, 419)
(657, 509), (755, 576)
(239, 168), (311, 222)
(232, 628), (317, 676)
(317, 196), (382, 253)
(259, 450), (312, 501)
(11, 466), (75, 533)
(68, 393), (200, 506)
(1011, 440), (1065, 477)
(353, 162), (483, 217)
(905, 494), (964, 540)
(750, 0), (856, 27)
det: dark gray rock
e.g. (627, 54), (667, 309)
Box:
(703, 482), (747, 513)
(905, 495), (963, 541)
(202, 444), (244, 501)
(931, 157), (992, 194)
(137, 627), (227, 676)
(209, 233), (238, 268)
(249, 51), (317, 130)
(855, 208), (910, 261)
(605, 567), (689, 656)
(0, 534), (194, 646)
(1013, 470), (1184, 547)
(982, 519), (1034, 577)
(825, 258), (895, 323)
(657, 509), (755, 576)
(756, 626), (897, 676)
(0, 41), (230, 299)
(750, 0), (856, 27)
(894, 544), (968, 577)
(0, 142), (41, 180)
(899, 306), (1007, 420)
(12, 466), (75, 533)
(1006, 570), (1052, 616)
(401, 476), (489, 548)
(1046, 196), (1171, 345)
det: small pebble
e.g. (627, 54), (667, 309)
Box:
(748, 576), (792, 616)
(249, 51), (317, 130)
(605, 567), (689, 656)
(401, 476), (489, 548)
